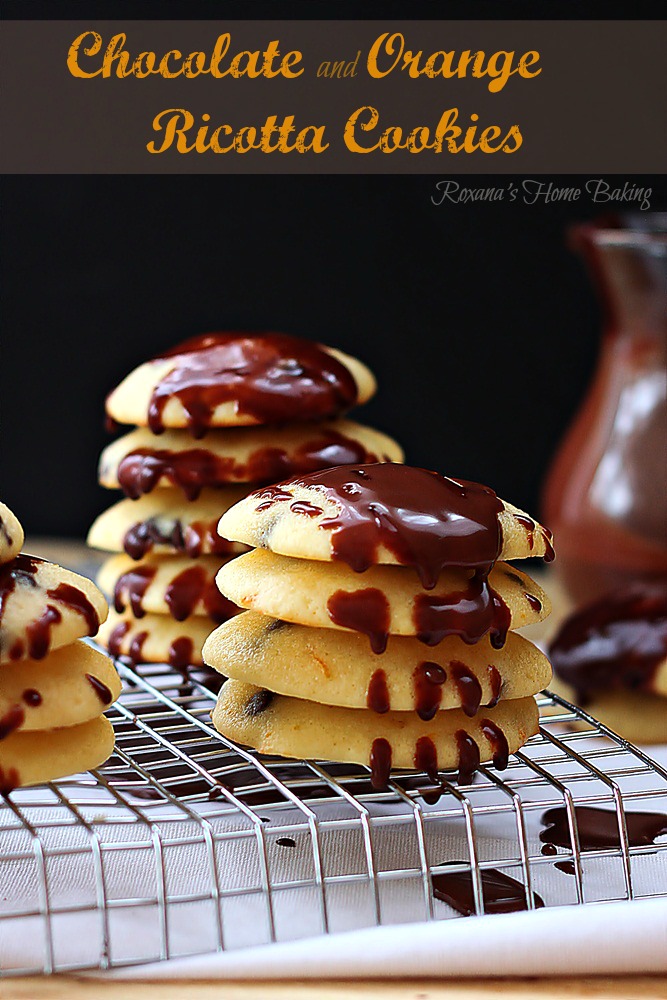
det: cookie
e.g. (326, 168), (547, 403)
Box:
(203, 612), (552, 716)
(212, 680), (539, 781)
(218, 464), (554, 571)
(216, 550), (550, 651)
(88, 488), (250, 559)
(0, 555), (108, 663)
(98, 609), (216, 667)
(0, 502), (24, 565)
(99, 422), (403, 500)
(0, 716), (115, 793)
(98, 553), (240, 623)
(548, 677), (667, 745)
(0, 641), (121, 735)
(105, 333), (376, 434)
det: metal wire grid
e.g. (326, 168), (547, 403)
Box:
(1, 655), (666, 976)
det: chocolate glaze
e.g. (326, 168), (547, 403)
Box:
(290, 500), (322, 517)
(245, 689), (274, 717)
(108, 621), (130, 658)
(414, 736), (439, 782)
(22, 688), (42, 707)
(327, 588), (390, 654)
(480, 718), (510, 771)
(24, 605), (62, 660)
(0, 704), (24, 740)
(413, 577), (512, 650)
(144, 333), (359, 437)
(450, 661), (483, 717)
(114, 565), (156, 618)
(86, 673), (114, 705)
(299, 465), (504, 586)
(124, 517), (237, 560)
(165, 565), (238, 624)
(369, 737), (392, 790)
(128, 630), (148, 664)
(117, 430), (382, 501)
(540, 805), (667, 868)
(487, 665), (503, 706)
(455, 730), (480, 784)
(515, 512), (554, 562)
(413, 661), (446, 721)
(549, 582), (667, 702)
(367, 669), (390, 713)
(48, 583), (100, 637)
(0, 765), (20, 796)
(525, 593), (543, 613)
(432, 866), (544, 915)
(168, 636), (194, 670)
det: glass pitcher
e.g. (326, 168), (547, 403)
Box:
(542, 219), (667, 604)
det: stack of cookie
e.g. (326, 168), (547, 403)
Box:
(89, 333), (402, 670)
(204, 464), (555, 787)
(0, 502), (119, 793)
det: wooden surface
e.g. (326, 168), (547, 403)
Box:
(1, 974), (667, 999)
(5, 542), (660, 998)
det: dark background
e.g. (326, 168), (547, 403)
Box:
(2, 0), (665, 537)
(2, 172), (665, 538)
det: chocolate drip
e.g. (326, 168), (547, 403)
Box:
(0, 766), (20, 796)
(413, 575), (511, 650)
(113, 565), (156, 618)
(525, 592), (543, 613)
(432, 866), (544, 915)
(276, 837), (297, 848)
(124, 518), (234, 560)
(414, 736), (438, 782)
(367, 669), (390, 713)
(168, 636), (194, 670)
(25, 605), (62, 660)
(0, 705), (24, 740)
(117, 430), (381, 501)
(549, 582), (667, 702)
(85, 673), (114, 705)
(541, 806), (667, 868)
(515, 513), (536, 550)
(369, 737), (392, 790)
(145, 333), (359, 437)
(480, 718), (510, 771)
(0, 516), (13, 547)
(542, 528), (555, 563)
(276, 464), (504, 587)
(165, 565), (238, 624)
(327, 588), (390, 654)
(455, 730), (480, 784)
(245, 689), (274, 717)
(0, 554), (40, 658)
(22, 688), (42, 707)
(413, 661), (446, 721)
(128, 631), (148, 664)
(47, 583), (100, 637)
(450, 661), (483, 717)
(107, 621), (130, 657)
(486, 665), (502, 706)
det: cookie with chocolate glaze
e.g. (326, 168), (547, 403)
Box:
(216, 550), (550, 652)
(105, 333), (376, 434)
(0, 641), (121, 735)
(212, 680), (539, 782)
(98, 609), (216, 667)
(0, 503), (24, 565)
(218, 464), (555, 570)
(98, 553), (240, 623)
(99, 422), (403, 499)
(203, 611), (552, 716)
(0, 555), (108, 664)
(88, 488), (249, 559)
(0, 716), (115, 793)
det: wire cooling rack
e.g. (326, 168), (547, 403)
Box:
(1, 653), (667, 976)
